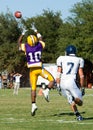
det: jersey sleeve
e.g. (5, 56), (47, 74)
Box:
(39, 41), (45, 48)
(79, 58), (84, 68)
(56, 56), (62, 67)
(20, 44), (26, 52)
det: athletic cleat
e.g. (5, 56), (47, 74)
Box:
(77, 115), (83, 121)
(42, 88), (49, 102)
(31, 105), (38, 116)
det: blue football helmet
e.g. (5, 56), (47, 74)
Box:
(65, 45), (76, 55)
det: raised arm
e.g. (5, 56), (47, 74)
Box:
(18, 28), (27, 51)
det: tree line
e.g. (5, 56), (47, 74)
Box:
(0, 0), (93, 77)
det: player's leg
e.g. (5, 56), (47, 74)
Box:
(13, 82), (16, 95)
(60, 77), (83, 121)
(40, 68), (55, 102)
(31, 90), (37, 116)
(15, 83), (18, 95)
(29, 69), (38, 116)
(16, 83), (19, 95)
(67, 81), (83, 121)
(62, 78), (83, 107)
(72, 88), (83, 120)
(65, 90), (83, 121)
(70, 80), (83, 106)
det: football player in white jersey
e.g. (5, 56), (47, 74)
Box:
(56, 45), (85, 121)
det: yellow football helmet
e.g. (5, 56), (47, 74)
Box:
(27, 35), (37, 46)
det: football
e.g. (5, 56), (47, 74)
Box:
(14, 11), (22, 18)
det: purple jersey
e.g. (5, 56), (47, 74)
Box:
(25, 42), (43, 68)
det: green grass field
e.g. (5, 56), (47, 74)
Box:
(0, 88), (93, 130)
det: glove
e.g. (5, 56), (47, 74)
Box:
(31, 23), (37, 32)
(37, 33), (42, 39)
(81, 87), (85, 96)
(22, 27), (27, 35)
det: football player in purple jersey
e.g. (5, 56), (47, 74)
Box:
(18, 26), (55, 116)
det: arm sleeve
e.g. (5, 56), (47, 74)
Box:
(39, 41), (45, 49)
(80, 58), (84, 68)
(20, 44), (26, 52)
(56, 56), (62, 67)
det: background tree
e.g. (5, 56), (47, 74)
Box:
(56, 0), (93, 60)
(0, 0), (93, 87)
(0, 11), (22, 72)
(67, 0), (93, 60)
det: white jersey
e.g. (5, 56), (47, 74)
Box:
(56, 55), (84, 102)
(14, 75), (21, 83)
(56, 55), (84, 80)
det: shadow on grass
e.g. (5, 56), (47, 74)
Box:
(52, 111), (85, 117)
(52, 112), (93, 121)
(83, 117), (93, 120)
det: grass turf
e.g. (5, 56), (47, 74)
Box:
(0, 88), (93, 130)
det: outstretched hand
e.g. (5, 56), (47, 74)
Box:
(31, 23), (37, 33)
(22, 27), (28, 35)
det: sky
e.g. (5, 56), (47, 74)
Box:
(0, 0), (82, 21)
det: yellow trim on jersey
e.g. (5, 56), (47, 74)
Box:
(21, 44), (26, 52)
(27, 62), (42, 68)
(21, 41), (45, 51)
(39, 41), (45, 48)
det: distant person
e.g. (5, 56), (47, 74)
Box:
(18, 26), (55, 116)
(56, 45), (85, 121)
(13, 73), (22, 95)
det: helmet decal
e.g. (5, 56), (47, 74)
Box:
(30, 35), (35, 44)
(27, 35), (37, 46)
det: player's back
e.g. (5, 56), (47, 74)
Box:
(57, 55), (84, 79)
(25, 42), (43, 68)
